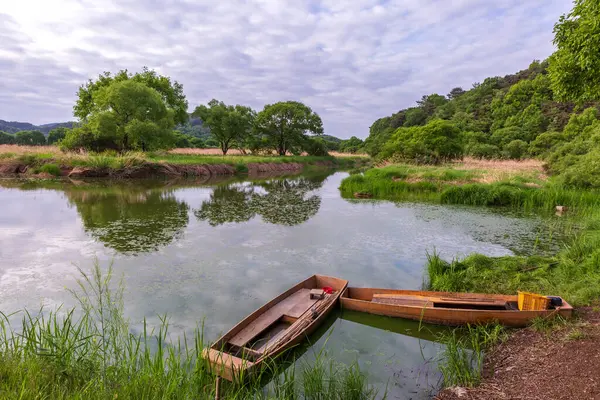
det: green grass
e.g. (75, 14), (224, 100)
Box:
(437, 323), (507, 388)
(0, 262), (379, 399)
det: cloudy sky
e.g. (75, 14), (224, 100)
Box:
(1, 0), (571, 138)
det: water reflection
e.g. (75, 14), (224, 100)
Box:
(66, 189), (189, 254)
(195, 175), (325, 226)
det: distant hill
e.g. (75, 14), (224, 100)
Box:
(0, 120), (76, 135)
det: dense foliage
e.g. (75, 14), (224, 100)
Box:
(192, 100), (256, 154)
(362, 0), (600, 185)
(254, 101), (324, 155)
(548, 0), (600, 102)
(379, 120), (463, 163)
(63, 74), (180, 152)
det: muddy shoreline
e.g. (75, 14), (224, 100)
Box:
(0, 161), (332, 179)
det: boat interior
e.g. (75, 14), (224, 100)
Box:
(213, 275), (347, 362)
(344, 288), (566, 311)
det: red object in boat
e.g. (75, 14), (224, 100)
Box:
(323, 286), (333, 294)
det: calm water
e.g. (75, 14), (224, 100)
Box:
(0, 172), (551, 398)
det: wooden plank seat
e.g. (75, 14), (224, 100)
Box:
(372, 294), (508, 308)
(228, 288), (318, 348)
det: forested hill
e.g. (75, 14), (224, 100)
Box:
(0, 120), (75, 135)
(363, 58), (600, 187)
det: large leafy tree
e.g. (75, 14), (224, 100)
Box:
(254, 101), (323, 155)
(548, 0), (600, 101)
(74, 67), (188, 125)
(192, 100), (255, 155)
(64, 78), (177, 151)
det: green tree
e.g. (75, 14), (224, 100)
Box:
(339, 136), (364, 153)
(417, 93), (448, 116)
(403, 107), (428, 127)
(74, 67), (188, 125)
(192, 100), (255, 155)
(302, 136), (329, 156)
(15, 130), (46, 146)
(254, 101), (323, 155)
(447, 87), (466, 100)
(47, 127), (69, 145)
(548, 0), (600, 101)
(0, 131), (15, 144)
(63, 79), (177, 151)
(380, 120), (463, 164)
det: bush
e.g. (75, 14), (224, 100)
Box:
(38, 163), (62, 176)
(561, 150), (600, 188)
(303, 137), (330, 156)
(503, 139), (528, 159)
(380, 120), (463, 164)
(466, 143), (500, 159)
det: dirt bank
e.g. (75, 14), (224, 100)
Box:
(436, 307), (600, 400)
(0, 161), (330, 179)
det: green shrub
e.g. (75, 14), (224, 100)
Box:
(503, 139), (529, 159)
(380, 120), (463, 164)
(38, 163), (62, 176)
(467, 143), (500, 159)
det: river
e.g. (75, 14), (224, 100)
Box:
(0, 171), (553, 398)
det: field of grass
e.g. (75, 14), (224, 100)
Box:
(0, 263), (379, 400)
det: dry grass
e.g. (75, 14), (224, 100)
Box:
(168, 148), (247, 155)
(0, 144), (61, 155)
(168, 148), (368, 157)
(453, 157), (547, 184)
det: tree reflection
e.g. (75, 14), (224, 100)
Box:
(194, 185), (256, 226)
(194, 175), (326, 226)
(66, 188), (189, 253)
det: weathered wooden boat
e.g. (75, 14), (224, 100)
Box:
(341, 288), (573, 327)
(204, 275), (348, 381)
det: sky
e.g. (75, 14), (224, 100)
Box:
(0, 0), (572, 139)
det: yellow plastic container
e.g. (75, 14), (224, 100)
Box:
(518, 291), (550, 311)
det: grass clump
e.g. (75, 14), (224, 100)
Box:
(0, 262), (378, 399)
(38, 163), (62, 176)
(438, 323), (506, 388)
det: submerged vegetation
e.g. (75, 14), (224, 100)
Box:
(0, 263), (379, 399)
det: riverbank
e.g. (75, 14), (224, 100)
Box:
(344, 160), (600, 398)
(0, 145), (368, 179)
(436, 306), (600, 400)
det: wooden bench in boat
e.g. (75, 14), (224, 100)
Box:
(228, 288), (319, 348)
(372, 294), (509, 309)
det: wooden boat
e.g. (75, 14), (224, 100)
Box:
(341, 288), (573, 327)
(204, 275), (348, 381)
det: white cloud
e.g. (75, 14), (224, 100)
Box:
(0, 0), (572, 138)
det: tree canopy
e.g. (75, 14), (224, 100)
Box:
(254, 101), (324, 155)
(0, 131), (15, 144)
(548, 0), (600, 102)
(15, 130), (46, 146)
(63, 73), (180, 152)
(74, 67), (188, 125)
